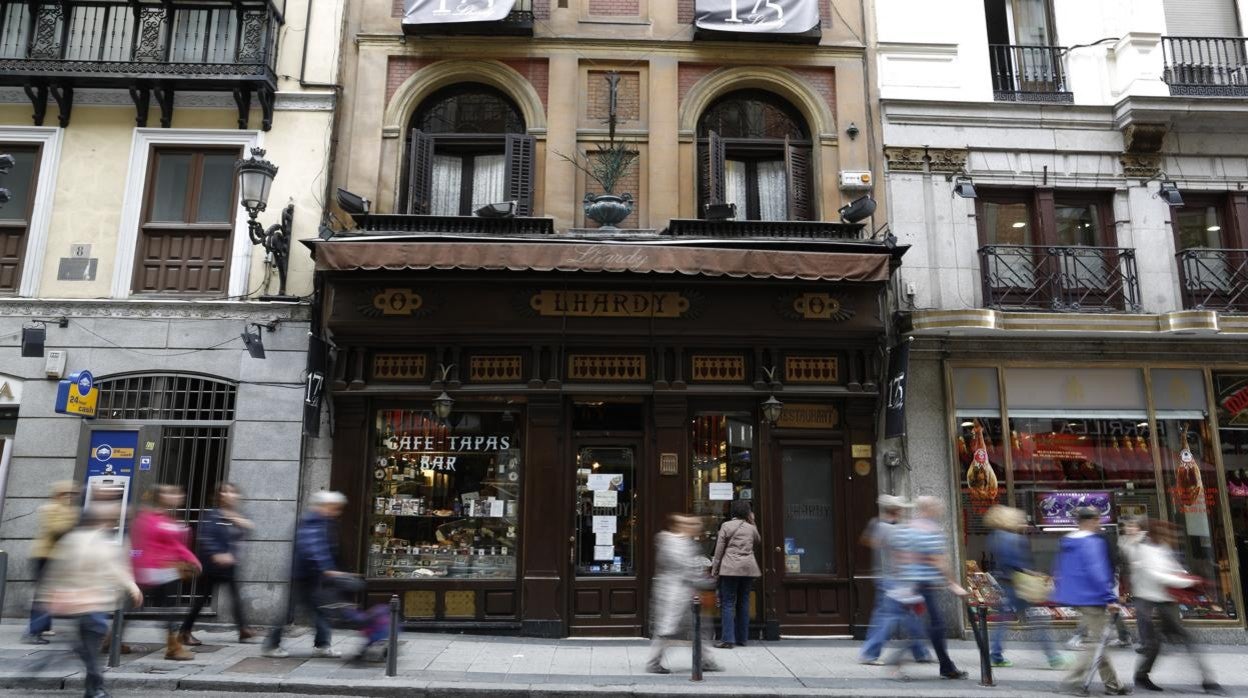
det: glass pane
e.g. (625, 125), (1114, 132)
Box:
(1157, 417), (1238, 620)
(415, 85), (525, 134)
(1010, 0), (1053, 44)
(956, 417), (1006, 574)
(982, 201), (1032, 245)
(0, 148), (37, 221)
(367, 410), (521, 581)
(1213, 374), (1248, 617)
(781, 447), (835, 575)
(470, 154), (505, 210)
(697, 91), (808, 139)
(756, 160), (787, 222)
(430, 155), (463, 216)
(575, 446), (635, 575)
(724, 160), (747, 216)
(1175, 206), (1224, 250)
(689, 413), (755, 559)
(1054, 203), (1100, 246)
(195, 153), (237, 223)
(150, 152), (192, 222)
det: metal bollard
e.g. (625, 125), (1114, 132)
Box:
(108, 596), (127, 668)
(385, 594), (399, 677)
(965, 603), (994, 687)
(690, 594), (703, 683)
(0, 550), (8, 619)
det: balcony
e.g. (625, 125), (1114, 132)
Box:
(401, 0), (533, 37)
(352, 213), (554, 237)
(979, 245), (1142, 312)
(665, 219), (864, 240)
(0, 0), (280, 128)
(1176, 248), (1248, 313)
(988, 44), (1072, 103)
(1162, 37), (1248, 97)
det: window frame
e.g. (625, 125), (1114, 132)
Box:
(1169, 192), (1248, 251)
(975, 188), (1117, 248)
(0, 143), (43, 294)
(0, 127), (62, 296)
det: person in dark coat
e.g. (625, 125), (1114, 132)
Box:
(179, 483), (256, 645)
(263, 491), (347, 658)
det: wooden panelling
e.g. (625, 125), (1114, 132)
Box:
(469, 355), (523, 382)
(484, 589), (516, 616)
(575, 589), (602, 616)
(134, 229), (230, 293)
(608, 588), (637, 616)
(404, 590), (436, 618)
(690, 354), (745, 382)
(817, 588), (840, 614)
(373, 353), (428, 382)
(568, 354), (645, 381)
(0, 228), (27, 291)
(444, 590), (476, 618)
(786, 356), (839, 384)
(785, 588), (807, 615)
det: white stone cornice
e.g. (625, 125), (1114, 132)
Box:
(0, 87), (335, 112)
(0, 297), (310, 322)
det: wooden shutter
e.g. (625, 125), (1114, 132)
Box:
(405, 129), (434, 214)
(698, 130), (726, 217)
(784, 137), (813, 222)
(1163, 0), (1240, 36)
(503, 133), (536, 216)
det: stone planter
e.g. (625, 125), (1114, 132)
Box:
(583, 192), (634, 229)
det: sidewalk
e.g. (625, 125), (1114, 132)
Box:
(0, 619), (1243, 697)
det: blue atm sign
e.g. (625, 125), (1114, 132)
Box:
(55, 370), (98, 418)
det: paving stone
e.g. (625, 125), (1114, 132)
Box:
(224, 656), (308, 674)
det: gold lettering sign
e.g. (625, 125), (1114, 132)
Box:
(530, 290), (688, 318)
(660, 453), (679, 476)
(372, 289), (423, 316)
(852, 444), (873, 458)
(792, 292), (853, 321)
(776, 403), (839, 429)
(0, 382), (12, 400)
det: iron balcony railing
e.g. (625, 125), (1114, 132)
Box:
(402, 0), (533, 36)
(665, 219), (865, 240)
(988, 44), (1073, 103)
(352, 213), (555, 237)
(0, 0), (279, 84)
(1176, 248), (1248, 313)
(1162, 36), (1248, 96)
(979, 245), (1142, 312)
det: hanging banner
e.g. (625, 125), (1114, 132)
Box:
(884, 340), (909, 439)
(695, 0), (820, 34)
(403, 0), (515, 25)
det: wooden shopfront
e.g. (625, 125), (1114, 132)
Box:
(311, 233), (904, 638)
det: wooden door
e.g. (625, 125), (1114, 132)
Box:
(567, 441), (645, 635)
(764, 441), (854, 634)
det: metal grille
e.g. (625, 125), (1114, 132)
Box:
(96, 373), (236, 421)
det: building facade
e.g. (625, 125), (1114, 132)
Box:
(875, 0), (1248, 638)
(0, 0), (341, 625)
(322, 0), (899, 637)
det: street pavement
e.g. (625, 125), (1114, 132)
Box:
(0, 619), (1244, 696)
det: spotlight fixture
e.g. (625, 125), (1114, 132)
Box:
(845, 122), (860, 140)
(240, 327), (266, 359)
(953, 175), (977, 199)
(704, 202), (737, 221)
(474, 201), (516, 218)
(21, 326), (45, 357)
(838, 195), (877, 224)
(1158, 180), (1184, 207)
(335, 187), (371, 216)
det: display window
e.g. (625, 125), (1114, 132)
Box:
(689, 413), (755, 559)
(952, 367), (1005, 573)
(367, 409), (521, 580)
(1215, 373), (1248, 620)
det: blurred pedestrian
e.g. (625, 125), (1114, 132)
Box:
(985, 504), (1067, 669)
(894, 496), (968, 680)
(858, 495), (930, 665)
(1131, 519), (1223, 695)
(131, 484), (201, 661)
(263, 490), (348, 659)
(23, 481), (80, 645)
(1051, 507), (1129, 696)
(711, 500), (761, 649)
(38, 503), (143, 698)
(647, 513), (721, 674)
(1066, 515), (1135, 651)
(179, 483), (257, 645)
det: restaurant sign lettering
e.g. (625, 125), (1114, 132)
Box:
(530, 290), (689, 318)
(403, 0), (514, 24)
(1216, 373), (1248, 426)
(695, 0), (820, 34)
(775, 403), (838, 429)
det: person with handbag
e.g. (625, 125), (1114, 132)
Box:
(858, 495), (930, 665)
(23, 481), (81, 645)
(985, 505), (1066, 669)
(1130, 519), (1223, 695)
(130, 484), (202, 661)
(647, 513), (722, 674)
(894, 496), (969, 681)
(178, 483), (256, 646)
(710, 500), (761, 649)
(38, 503), (144, 698)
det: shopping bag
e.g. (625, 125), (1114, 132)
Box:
(1013, 571), (1053, 604)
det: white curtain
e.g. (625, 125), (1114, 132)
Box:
(724, 160), (746, 218)
(471, 154), (506, 210)
(757, 160), (787, 221)
(430, 155), (463, 216)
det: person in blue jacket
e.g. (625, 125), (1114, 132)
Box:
(263, 491), (348, 658)
(1051, 507), (1130, 696)
(179, 483), (256, 646)
(986, 504), (1066, 669)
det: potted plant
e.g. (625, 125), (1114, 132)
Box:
(559, 140), (638, 229)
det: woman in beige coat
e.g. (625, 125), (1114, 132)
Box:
(711, 500), (761, 648)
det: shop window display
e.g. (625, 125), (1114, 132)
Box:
(689, 413), (755, 558)
(574, 446), (636, 576)
(368, 410), (521, 580)
(1216, 373), (1248, 618)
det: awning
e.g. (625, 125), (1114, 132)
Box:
(310, 240), (893, 282)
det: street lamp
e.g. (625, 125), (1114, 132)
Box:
(433, 392), (455, 420)
(234, 147), (295, 300)
(761, 395), (784, 426)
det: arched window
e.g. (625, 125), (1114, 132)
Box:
(403, 84), (536, 216)
(697, 90), (814, 222)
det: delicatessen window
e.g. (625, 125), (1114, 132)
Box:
(368, 410), (521, 580)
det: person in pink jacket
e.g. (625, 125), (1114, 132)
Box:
(131, 484), (201, 661)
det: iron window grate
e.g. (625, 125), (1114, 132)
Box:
(96, 373), (237, 421)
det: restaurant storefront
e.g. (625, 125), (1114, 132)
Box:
(946, 361), (1248, 631)
(312, 234), (903, 638)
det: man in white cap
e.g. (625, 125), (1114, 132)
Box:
(263, 491), (347, 658)
(858, 494), (930, 664)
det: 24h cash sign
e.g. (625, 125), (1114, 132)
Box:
(695, 0), (820, 34)
(403, 0), (515, 24)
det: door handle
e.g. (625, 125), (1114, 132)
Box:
(570, 535), (576, 565)
(774, 546), (782, 553)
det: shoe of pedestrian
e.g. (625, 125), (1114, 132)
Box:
(714, 641), (734, 649)
(915, 656), (935, 664)
(1104, 687), (1133, 696)
(859, 658), (884, 666)
(1134, 675), (1162, 692)
(736, 641), (747, 647)
(1108, 639), (1131, 648)
(45, 630), (56, 636)
(1049, 655), (1072, 670)
(645, 660), (671, 674)
(1202, 682), (1226, 696)
(21, 633), (50, 645)
(87, 689), (111, 698)
(991, 658), (1014, 668)
(261, 645), (289, 659)
(238, 627), (258, 643)
(312, 646), (342, 658)
(701, 660), (724, 672)
(164, 632), (194, 661)
(1065, 637), (1085, 650)
(178, 631), (202, 647)
(940, 669), (968, 680)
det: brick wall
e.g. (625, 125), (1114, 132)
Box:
(677, 62), (836, 130)
(587, 70), (640, 123)
(588, 0), (639, 15)
(586, 150), (640, 229)
(502, 58), (549, 111)
(385, 58), (549, 115)
(387, 57), (433, 104)
(677, 63), (715, 105)
(392, 0), (402, 18)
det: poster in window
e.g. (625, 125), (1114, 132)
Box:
(404, 0), (515, 25)
(695, 0), (820, 34)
